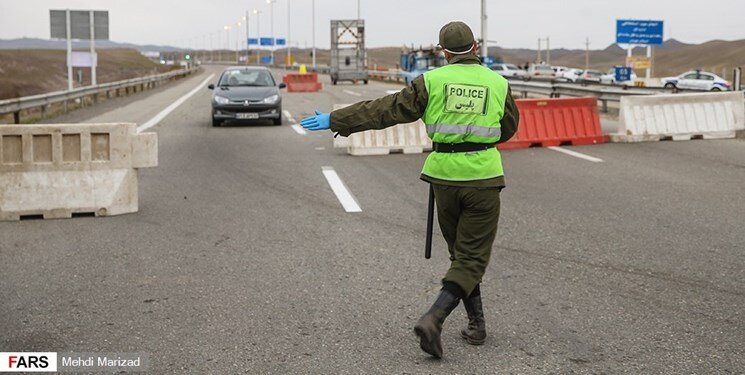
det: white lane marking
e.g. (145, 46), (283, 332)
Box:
(321, 166), (362, 213)
(547, 146), (604, 163)
(315, 147), (325, 150)
(282, 109), (296, 123)
(385, 89), (401, 95)
(137, 73), (215, 132)
(291, 124), (307, 135)
(343, 89), (362, 97)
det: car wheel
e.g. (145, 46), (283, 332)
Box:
(332, 79), (337, 85)
(664, 83), (676, 89)
(711, 87), (721, 92)
(212, 117), (222, 127)
(363, 80), (369, 85)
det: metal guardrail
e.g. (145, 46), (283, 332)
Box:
(0, 67), (200, 123)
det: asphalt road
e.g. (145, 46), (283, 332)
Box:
(2, 65), (744, 374)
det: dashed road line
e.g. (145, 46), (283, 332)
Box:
(138, 73), (215, 132)
(548, 146), (604, 163)
(343, 89), (362, 97)
(321, 166), (362, 213)
(283, 110), (307, 135)
(291, 124), (307, 135)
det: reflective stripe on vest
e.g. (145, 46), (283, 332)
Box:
(425, 124), (502, 138)
(420, 64), (510, 181)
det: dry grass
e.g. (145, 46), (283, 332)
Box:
(0, 48), (170, 100)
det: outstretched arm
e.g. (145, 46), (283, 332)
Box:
(300, 76), (429, 135)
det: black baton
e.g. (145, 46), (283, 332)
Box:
(425, 184), (434, 259)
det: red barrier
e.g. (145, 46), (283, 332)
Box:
(283, 73), (322, 93)
(498, 97), (608, 150)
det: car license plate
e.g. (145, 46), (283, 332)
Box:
(236, 113), (259, 119)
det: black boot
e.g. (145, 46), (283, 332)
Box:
(460, 285), (486, 345)
(413, 289), (461, 359)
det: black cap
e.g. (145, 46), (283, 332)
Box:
(439, 21), (475, 53)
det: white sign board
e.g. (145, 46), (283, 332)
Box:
(70, 52), (97, 68)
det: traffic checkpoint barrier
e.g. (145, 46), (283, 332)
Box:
(498, 97), (608, 150)
(282, 73), (322, 93)
(610, 91), (745, 142)
(331, 103), (432, 155)
(0, 123), (157, 221)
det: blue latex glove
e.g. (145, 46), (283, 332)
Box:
(300, 111), (330, 131)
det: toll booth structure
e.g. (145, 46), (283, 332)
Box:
(330, 20), (369, 85)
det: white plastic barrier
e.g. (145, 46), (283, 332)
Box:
(612, 91), (745, 142)
(0, 123), (157, 221)
(332, 103), (432, 155)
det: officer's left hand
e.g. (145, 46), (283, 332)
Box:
(300, 111), (330, 131)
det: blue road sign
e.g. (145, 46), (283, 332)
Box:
(260, 37), (274, 46)
(260, 56), (273, 64)
(616, 20), (664, 45)
(248, 38), (258, 45)
(482, 56), (495, 65)
(275, 38), (286, 46)
(615, 66), (632, 82)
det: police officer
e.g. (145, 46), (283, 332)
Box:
(300, 21), (519, 359)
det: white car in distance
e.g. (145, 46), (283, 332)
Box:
(600, 68), (638, 85)
(661, 71), (731, 91)
(490, 63), (527, 78)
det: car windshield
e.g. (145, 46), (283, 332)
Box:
(219, 69), (275, 87)
(506, 64), (519, 70)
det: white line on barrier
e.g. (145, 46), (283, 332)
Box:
(343, 89), (362, 97)
(137, 73), (215, 133)
(291, 124), (307, 135)
(321, 166), (362, 213)
(547, 146), (604, 163)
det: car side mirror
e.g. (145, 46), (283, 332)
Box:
(207, 84), (215, 90)
(279, 83), (287, 89)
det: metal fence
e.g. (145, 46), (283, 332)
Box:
(0, 67), (199, 124)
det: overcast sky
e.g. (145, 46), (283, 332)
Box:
(1, 0), (743, 50)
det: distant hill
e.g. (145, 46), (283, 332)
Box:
(0, 48), (171, 99)
(0, 37), (182, 52)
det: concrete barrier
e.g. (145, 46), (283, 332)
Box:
(331, 104), (431, 155)
(0, 123), (157, 221)
(612, 92), (745, 142)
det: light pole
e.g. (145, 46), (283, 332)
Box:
(224, 25), (231, 63)
(312, 0), (316, 68)
(267, 0), (276, 65)
(218, 30), (222, 62)
(287, 0), (292, 66)
(244, 14), (249, 65)
(253, 9), (262, 64)
(236, 21), (241, 63)
(357, 0), (360, 20)
(210, 32), (214, 62)
(480, 0), (487, 60)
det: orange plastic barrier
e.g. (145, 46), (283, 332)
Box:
(283, 73), (322, 93)
(498, 97), (608, 150)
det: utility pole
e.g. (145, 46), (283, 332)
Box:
(254, 9), (262, 64)
(267, 0), (276, 64)
(287, 0), (292, 66)
(585, 37), (590, 70)
(224, 25), (231, 63)
(66, 9), (73, 90)
(480, 0), (487, 60)
(357, 0), (361, 20)
(244, 14), (249, 65)
(536, 38), (541, 63)
(546, 36), (550, 65)
(312, 0), (316, 68)
(236, 22), (241, 63)
(89, 10), (97, 85)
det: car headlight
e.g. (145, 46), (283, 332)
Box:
(262, 94), (280, 104)
(213, 95), (230, 105)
